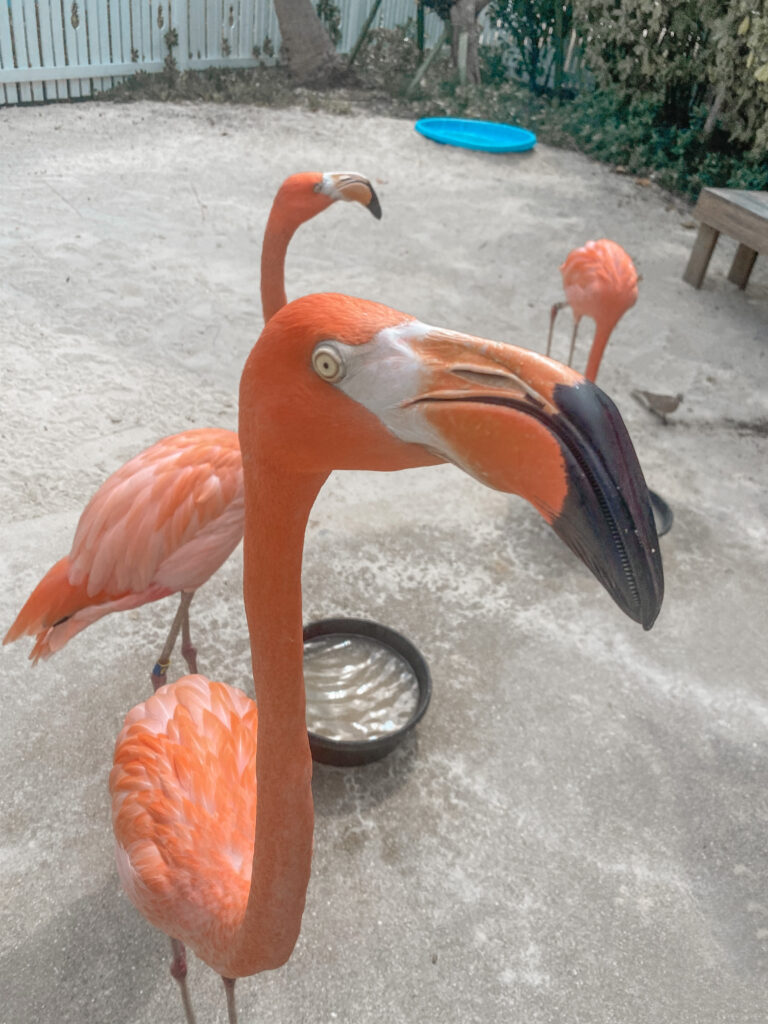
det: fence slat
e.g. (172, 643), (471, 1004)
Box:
(206, 0), (218, 59)
(83, 0), (105, 92)
(149, 0), (165, 65)
(23, 0), (47, 99)
(41, 0), (69, 98)
(238, 0), (253, 60)
(0, 0), (19, 103)
(188, 0), (204, 60)
(174, 0), (189, 69)
(139, 0), (151, 62)
(59, 0), (82, 97)
(8, 0), (32, 100)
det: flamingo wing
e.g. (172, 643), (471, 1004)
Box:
(69, 428), (243, 596)
(110, 676), (257, 974)
(4, 428), (244, 660)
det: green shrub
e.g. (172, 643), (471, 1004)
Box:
(489, 0), (574, 94)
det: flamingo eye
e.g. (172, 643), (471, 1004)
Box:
(312, 344), (345, 383)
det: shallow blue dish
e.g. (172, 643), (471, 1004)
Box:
(415, 117), (536, 153)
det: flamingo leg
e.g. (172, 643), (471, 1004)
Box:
(223, 977), (238, 1024)
(151, 592), (195, 691)
(567, 316), (581, 368)
(169, 938), (197, 1024)
(180, 594), (198, 675)
(546, 301), (566, 358)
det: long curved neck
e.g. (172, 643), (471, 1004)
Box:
(229, 459), (328, 977)
(584, 319), (617, 383)
(261, 196), (327, 323)
(261, 206), (294, 322)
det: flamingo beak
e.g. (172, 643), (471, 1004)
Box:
(400, 330), (663, 629)
(320, 172), (382, 220)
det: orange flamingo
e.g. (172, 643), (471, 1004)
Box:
(110, 291), (663, 1023)
(546, 239), (639, 381)
(3, 172), (381, 685)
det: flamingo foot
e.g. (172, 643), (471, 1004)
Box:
(223, 977), (238, 1024)
(170, 938), (197, 1024)
(151, 661), (170, 692)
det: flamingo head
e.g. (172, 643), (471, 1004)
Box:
(561, 239), (639, 324)
(241, 293), (663, 630)
(275, 172), (382, 223)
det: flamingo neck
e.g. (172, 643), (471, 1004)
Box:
(230, 461), (328, 977)
(584, 319), (617, 383)
(260, 212), (292, 322)
(261, 197), (328, 323)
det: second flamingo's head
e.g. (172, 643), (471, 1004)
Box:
(240, 293), (663, 630)
(273, 171), (382, 224)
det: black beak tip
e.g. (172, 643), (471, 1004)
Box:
(551, 379), (665, 632)
(367, 188), (382, 220)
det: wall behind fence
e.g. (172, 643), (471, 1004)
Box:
(0, 0), (447, 105)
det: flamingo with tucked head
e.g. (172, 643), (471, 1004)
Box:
(546, 239), (639, 381)
(111, 291), (663, 1023)
(3, 172), (381, 686)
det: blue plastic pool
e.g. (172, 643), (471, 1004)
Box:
(415, 117), (536, 153)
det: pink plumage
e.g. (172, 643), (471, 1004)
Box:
(4, 428), (243, 662)
(110, 674), (258, 978)
(558, 239), (639, 381)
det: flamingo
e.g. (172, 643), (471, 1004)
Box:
(3, 172), (381, 685)
(546, 239), (639, 381)
(110, 291), (663, 1023)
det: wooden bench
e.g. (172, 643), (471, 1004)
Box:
(683, 187), (768, 289)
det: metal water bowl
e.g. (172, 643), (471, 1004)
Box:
(303, 617), (432, 767)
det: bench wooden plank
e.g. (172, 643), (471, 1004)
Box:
(683, 187), (768, 289)
(694, 188), (768, 257)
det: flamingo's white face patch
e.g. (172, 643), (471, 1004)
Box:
(318, 171), (368, 202)
(313, 320), (446, 452)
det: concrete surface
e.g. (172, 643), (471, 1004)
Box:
(0, 102), (767, 1024)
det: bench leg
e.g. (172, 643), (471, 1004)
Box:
(727, 243), (758, 289)
(683, 223), (720, 288)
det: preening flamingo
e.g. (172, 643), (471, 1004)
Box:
(110, 291), (663, 1022)
(546, 239), (639, 381)
(3, 172), (381, 684)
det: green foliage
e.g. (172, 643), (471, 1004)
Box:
(316, 0), (342, 46)
(552, 85), (768, 198)
(709, 0), (768, 153)
(354, 24), (426, 92)
(163, 27), (179, 76)
(489, 0), (573, 93)
(478, 44), (509, 86)
(572, 0), (768, 156)
(573, 0), (718, 122)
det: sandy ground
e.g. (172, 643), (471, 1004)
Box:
(1, 101), (767, 1024)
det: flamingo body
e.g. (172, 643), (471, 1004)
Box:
(559, 239), (639, 381)
(4, 429), (243, 661)
(111, 675), (257, 977)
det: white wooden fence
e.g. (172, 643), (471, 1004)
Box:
(0, 0), (445, 104)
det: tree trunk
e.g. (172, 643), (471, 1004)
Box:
(448, 0), (491, 85)
(273, 0), (344, 84)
